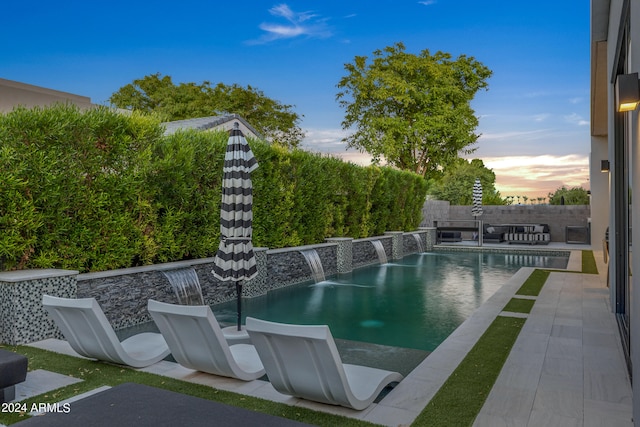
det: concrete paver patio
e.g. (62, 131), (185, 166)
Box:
(15, 244), (634, 426)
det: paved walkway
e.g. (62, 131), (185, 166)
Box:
(474, 251), (633, 426)
(17, 245), (634, 426)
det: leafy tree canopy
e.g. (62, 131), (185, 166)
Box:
(428, 158), (505, 205)
(336, 42), (492, 178)
(109, 73), (305, 148)
(548, 186), (590, 205)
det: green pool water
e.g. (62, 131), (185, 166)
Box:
(215, 251), (568, 352)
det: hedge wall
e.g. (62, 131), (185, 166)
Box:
(0, 105), (427, 272)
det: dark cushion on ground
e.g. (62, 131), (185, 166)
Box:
(0, 349), (28, 388)
(15, 382), (311, 427)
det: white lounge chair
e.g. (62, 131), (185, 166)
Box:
(245, 317), (403, 410)
(42, 295), (170, 368)
(147, 300), (265, 381)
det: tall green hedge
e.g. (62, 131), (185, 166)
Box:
(0, 105), (163, 271)
(0, 105), (427, 272)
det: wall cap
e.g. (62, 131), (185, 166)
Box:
(0, 269), (79, 282)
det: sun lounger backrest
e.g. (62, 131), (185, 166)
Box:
(246, 317), (350, 406)
(147, 300), (237, 378)
(42, 295), (124, 364)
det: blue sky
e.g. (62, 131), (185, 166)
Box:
(2, 1), (590, 200)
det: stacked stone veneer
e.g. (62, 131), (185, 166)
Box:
(267, 244), (338, 290)
(352, 237), (392, 268)
(76, 250), (269, 330)
(403, 231), (427, 254)
(2, 231), (434, 343)
(0, 269), (77, 345)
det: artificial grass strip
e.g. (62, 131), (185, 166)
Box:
(414, 316), (525, 427)
(502, 297), (535, 314)
(1, 345), (378, 427)
(581, 250), (598, 274)
(515, 269), (550, 296)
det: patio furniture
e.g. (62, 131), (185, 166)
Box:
(42, 295), (170, 368)
(566, 225), (591, 244)
(0, 349), (28, 402)
(482, 224), (507, 243)
(434, 220), (482, 245)
(245, 317), (403, 410)
(147, 300), (265, 381)
(438, 230), (462, 242)
(499, 223), (551, 245)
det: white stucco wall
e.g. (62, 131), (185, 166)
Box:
(0, 78), (93, 112)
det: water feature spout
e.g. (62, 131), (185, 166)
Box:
(412, 233), (425, 253)
(299, 249), (326, 283)
(370, 240), (388, 264)
(162, 267), (205, 305)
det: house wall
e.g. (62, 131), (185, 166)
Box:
(589, 141), (610, 251)
(0, 78), (93, 112)
(628, 3), (640, 422)
(592, 0), (640, 420)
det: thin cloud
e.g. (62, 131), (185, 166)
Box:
(478, 129), (551, 142)
(248, 4), (332, 44)
(301, 127), (350, 153)
(523, 90), (552, 98)
(564, 112), (589, 126)
(418, 1), (437, 5)
(301, 127), (378, 166)
(480, 154), (589, 199)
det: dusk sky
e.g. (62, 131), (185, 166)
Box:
(2, 1), (590, 201)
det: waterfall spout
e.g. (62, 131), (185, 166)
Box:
(371, 240), (388, 264)
(162, 267), (205, 305)
(412, 233), (425, 253)
(300, 249), (326, 283)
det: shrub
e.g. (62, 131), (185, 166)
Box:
(0, 105), (163, 270)
(0, 105), (427, 272)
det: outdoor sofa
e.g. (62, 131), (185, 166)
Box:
(482, 224), (507, 243)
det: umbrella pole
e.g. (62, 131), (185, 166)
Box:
(236, 281), (242, 331)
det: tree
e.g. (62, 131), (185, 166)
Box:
(109, 73), (305, 148)
(336, 42), (492, 178)
(428, 159), (505, 205)
(548, 186), (590, 205)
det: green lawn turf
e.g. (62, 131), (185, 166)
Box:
(582, 250), (598, 274)
(413, 316), (526, 426)
(503, 297), (535, 314)
(516, 269), (550, 296)
(1, 345), (380, 427)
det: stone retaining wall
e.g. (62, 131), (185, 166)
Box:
(2, 230), (431, 343)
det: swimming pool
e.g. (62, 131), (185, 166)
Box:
(214, 250), (568, 352)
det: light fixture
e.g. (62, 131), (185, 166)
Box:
(601, 159), (610, 172)
(616, 73), (640, 112)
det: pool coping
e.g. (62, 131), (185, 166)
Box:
(25, 249), (582, 426)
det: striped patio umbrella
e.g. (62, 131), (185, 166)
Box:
(472, 178), (483, 217)
(212, 122), (258, 330)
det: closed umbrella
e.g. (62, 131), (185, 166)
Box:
(472, 178), (483, 218)
(212, 122), (258, 331)
(472, 178), (483, 245)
